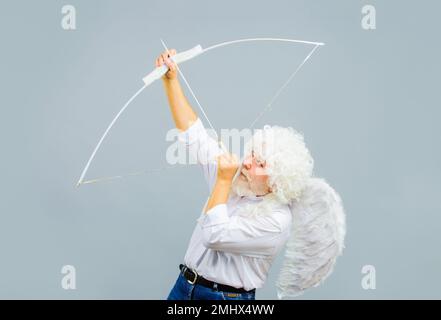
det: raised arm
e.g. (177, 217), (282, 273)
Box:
(156, 50), (223, 192)
(156, 49), (197, 131)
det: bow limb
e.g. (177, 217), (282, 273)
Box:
(76, 84), (146, 187)
(202, 37), (324, 54)
(77, 37), (324, 186)
(76, 45), (204, 187)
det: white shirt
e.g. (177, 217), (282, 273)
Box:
(178, 118), (292, 291)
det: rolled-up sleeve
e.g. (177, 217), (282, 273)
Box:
(178, 118), (223, 192)
(199, 204), (292, 257)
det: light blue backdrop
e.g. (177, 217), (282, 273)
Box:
(0, 0), (440, 299)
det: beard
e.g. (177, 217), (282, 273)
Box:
(231, 172), (256, 197)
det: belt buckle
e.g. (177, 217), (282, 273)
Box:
(186, 268), (198, 285)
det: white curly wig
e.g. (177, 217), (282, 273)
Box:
(244, 125), (314, 204)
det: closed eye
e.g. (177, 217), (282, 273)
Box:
(256, 158), (266, 168)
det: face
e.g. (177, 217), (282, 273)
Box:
(233, 150), (271, 197)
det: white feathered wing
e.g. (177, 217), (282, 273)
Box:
(276, 177), (346, 299)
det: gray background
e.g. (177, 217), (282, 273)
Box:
(0, 0), (440, 299)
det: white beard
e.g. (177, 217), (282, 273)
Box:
(231, 176), (283, 218)
(231, 175), (256, 197)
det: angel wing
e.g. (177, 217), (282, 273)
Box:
(276, 177), (346, 299)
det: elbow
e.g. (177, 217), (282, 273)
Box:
(201, 229), (222, 249)
(201, 234), (215, 249)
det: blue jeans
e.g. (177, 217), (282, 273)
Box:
(167, 273), (256, 300)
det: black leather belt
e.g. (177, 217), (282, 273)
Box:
(179, 264), (256, 294)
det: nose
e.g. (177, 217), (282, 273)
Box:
(243, 156), (252, 170)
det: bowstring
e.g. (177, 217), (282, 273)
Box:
(80, 41), (322, 185)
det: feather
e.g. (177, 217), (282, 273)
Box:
(276, 177), (346, 299)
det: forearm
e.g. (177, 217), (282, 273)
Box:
(162, 78), (198, 131)
(204, 179), (232, 213)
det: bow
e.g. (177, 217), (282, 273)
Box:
(77, 37), (324, 186)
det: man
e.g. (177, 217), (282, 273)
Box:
(156, 49), (318, 300)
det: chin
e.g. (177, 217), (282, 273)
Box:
(231, 178), (256, 197)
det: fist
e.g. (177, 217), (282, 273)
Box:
(155, 49), (177, 80)
(216, 152), (240, 182)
